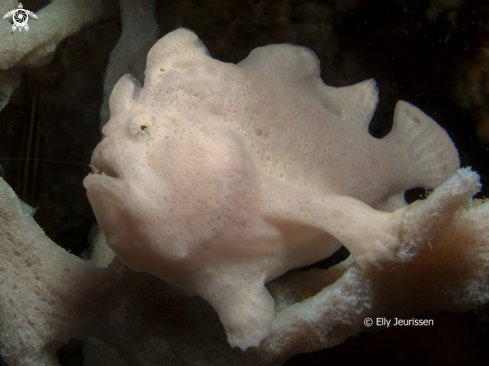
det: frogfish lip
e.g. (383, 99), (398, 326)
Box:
(83, 147), (129, 207)
(88, 147), (124, 180)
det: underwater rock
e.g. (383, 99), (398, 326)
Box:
(456, 46), (489, 143)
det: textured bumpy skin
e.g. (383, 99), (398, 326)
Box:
(84, 28), (460, 350)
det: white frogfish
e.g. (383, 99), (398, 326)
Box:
(84, 28), (460, 350)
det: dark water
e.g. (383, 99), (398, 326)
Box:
(1, 0), (488, 365)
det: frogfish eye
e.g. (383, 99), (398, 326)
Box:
(130, 115), (153, 136)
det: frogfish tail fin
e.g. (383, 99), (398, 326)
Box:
(388, 101), (460, 189)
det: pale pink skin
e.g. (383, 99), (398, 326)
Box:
(84, 29), (459, 349)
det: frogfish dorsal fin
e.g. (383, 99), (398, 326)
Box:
(318, 79), (379, 128)
(145, 28), (210, 86)
(238, 43), (378, 129)
(238, 43), (321, 91)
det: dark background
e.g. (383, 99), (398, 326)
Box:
(1, 0), (489, 365)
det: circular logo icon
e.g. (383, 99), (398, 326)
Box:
(13, 9), (28, 28)
(364, 317), (373, 327)
(2, 3), (38, 32)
